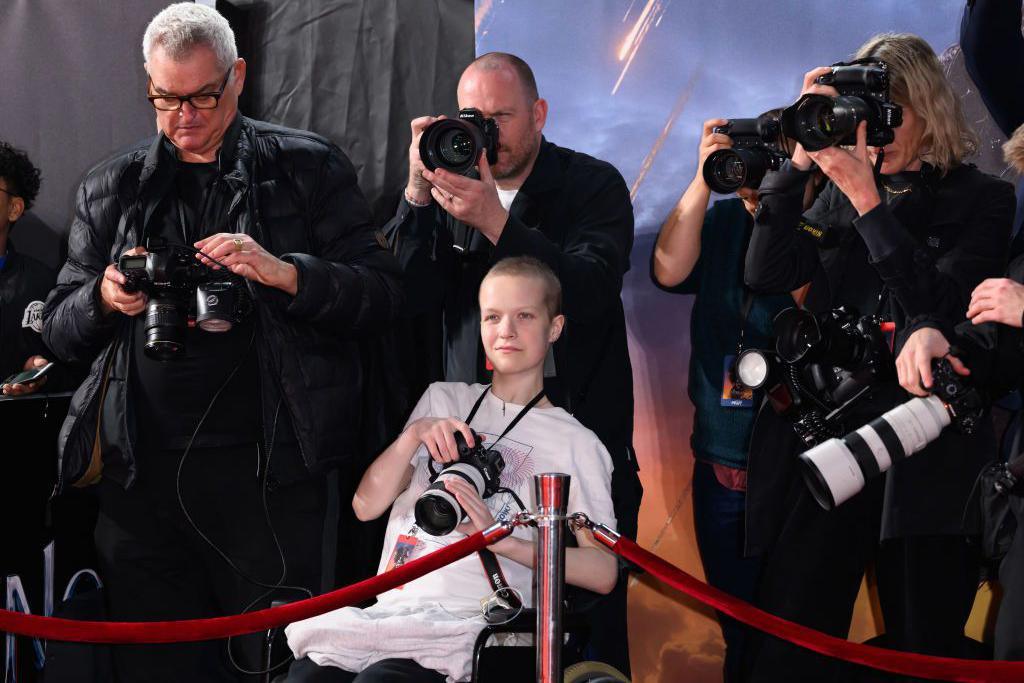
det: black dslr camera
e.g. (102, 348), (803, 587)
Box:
(418, 108), (499, 176)
(734, 306), (894, 446)
(118, 243), (252, 361)
(781, 61), (903, 152)
(702, 113), (789, 193)
(414, 428), (505, 536)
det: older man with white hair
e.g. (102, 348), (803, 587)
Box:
(42, 3), (401, 680)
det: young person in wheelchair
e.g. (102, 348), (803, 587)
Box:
(281, 256), (619, 683)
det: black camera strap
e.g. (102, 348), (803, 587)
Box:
(736, 290), (755, 356)
(462, 385), (545, 614)
(464, 384), (546, 451)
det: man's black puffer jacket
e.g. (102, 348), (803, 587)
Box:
(42, 115), (402, 491)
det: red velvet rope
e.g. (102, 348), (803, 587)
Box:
(610, 534), (1024, 682)
(0, 529), (492, 643)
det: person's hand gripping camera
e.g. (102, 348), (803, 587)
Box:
(404, 112), (509, 244)
(790, 67), (881, 217)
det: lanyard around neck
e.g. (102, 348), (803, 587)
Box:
(465, 385), (545, 452)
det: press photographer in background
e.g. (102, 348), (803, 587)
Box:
(40, 4), (401, 681)
(282, 257), (618, 683)
(651, 113), (822, 683)
(0, 140), (55, 397)
(741, 33), (1015, 680)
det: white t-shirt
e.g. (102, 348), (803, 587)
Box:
(374, 382), (616, 613)
(496, 187), (519, 211)
(286, 381), (616, 681)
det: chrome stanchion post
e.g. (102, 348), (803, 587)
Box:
(534, 472), (570, 683)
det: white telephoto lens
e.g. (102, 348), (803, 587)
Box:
(800, 438), (865, 510)
(801, 395), (952, 510)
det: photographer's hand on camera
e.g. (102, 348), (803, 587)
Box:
(406, 115), (445, 206)
(194, 232), (298, 296)
(967, 277), (1024, 328)
(696, 118), (733, 182)
(444, 477), (498, 532)
(421, 153), (509, 244)
(807, 121), (881, 216)
(789, 67), (841, 171)
(99, 246), (148, 317)
(406, 416), (480, 464)
(896, 326), (970, 397)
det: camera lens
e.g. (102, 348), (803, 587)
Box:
(439, 129), (474, 167)
(782, 94), (872, 152)
(800, 394), (951, 509)
(414, 493), (462, 536)
(414, 463), (487, 536)
(419, 119), (485, 175)
(144, 296), (188, 361)
(815, 109), (836, 135)
(702, 147), (773, 194)
(774, 308), (822, 364)
(196, 283), (237, 333)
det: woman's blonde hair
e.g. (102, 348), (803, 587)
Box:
(855, 33), (976, 173)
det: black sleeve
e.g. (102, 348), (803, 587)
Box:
(383, 196), (454, 317)
(744, 162), (832, 294)
(42, 182), (122, 365)
(490, 164), (633, 325)
(857, 177), (1014, 325)
(279, 146), (403, 335)
(960, 0), (1024, 137)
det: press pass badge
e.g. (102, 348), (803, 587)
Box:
(384, 532), (422, 589)
(722, 355), (754, 407)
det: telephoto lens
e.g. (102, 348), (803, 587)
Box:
(799, 359), (983, 510)
(414, 430), (505, 536)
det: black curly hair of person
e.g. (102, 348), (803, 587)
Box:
(0, 141), (42, 213)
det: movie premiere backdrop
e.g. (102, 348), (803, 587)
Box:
(1, 2), (1018, 682)
(476, 1), (1014, 681)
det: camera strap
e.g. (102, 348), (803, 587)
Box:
(736, 290), (755, 356)
(464, 384), (546, 452)
(463, 385), (544, 615)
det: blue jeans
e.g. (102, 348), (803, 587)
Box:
(691, 460), (763, 683)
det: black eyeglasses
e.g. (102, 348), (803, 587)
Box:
(0, 186), (17, 199)
(147, 68), (232, 111)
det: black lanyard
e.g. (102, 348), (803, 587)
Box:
(736, 289), (755, 356)
(464, 385), (546, 452)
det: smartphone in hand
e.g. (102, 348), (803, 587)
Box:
(3, 362), (55, 387)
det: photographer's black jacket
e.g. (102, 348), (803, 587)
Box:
(0, 243), (54, 379)
(42, 115), (402, 490)
(385, 138), (637, 472)
(744, 160), (1014, 550)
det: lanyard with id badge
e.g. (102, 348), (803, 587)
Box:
(722, 290), (757, 408)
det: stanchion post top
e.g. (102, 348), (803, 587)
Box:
(534, 472), (570, 511)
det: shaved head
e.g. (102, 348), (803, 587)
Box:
(464, 52), (539, 102)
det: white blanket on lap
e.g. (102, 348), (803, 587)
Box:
(284, 603), (487, 682)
